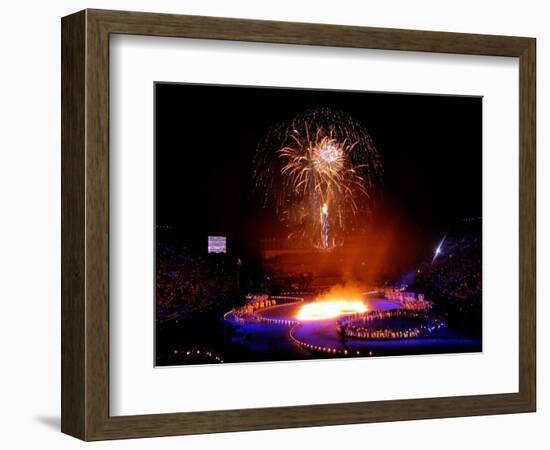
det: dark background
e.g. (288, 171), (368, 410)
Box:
(155, 83), (481, 274)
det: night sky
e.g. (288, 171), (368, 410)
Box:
(155, 83), (481, 269)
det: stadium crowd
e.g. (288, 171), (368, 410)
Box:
(155, 243), (235, 323)
(412, 230), (481, 305)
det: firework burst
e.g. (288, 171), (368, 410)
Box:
(254, 107), (382, 248)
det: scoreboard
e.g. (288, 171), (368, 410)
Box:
(208, 236), (226, 254)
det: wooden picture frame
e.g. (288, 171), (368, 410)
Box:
(61, 8), (536, 441)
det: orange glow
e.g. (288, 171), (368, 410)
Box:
(296, 299), (367, 321)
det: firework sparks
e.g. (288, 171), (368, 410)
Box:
(254, 107), (382, 247)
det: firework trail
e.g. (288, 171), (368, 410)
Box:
(254, 107), (382, 248)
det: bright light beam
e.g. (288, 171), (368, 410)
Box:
(432, 234), (447, 263)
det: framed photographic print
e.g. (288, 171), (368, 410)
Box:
(61, 9), (536, 440)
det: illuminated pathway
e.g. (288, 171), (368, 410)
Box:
(261, 297), (396, 354)
(227, 295), (481, 359)
(255, 297), (480, 357)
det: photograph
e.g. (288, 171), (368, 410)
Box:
(154, 83), (482, 366)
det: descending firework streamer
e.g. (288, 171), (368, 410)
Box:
(321, 203), (329, 248)
(254, 107), (382, 248)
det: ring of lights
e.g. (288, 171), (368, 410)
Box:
(337, 309), (445, 340)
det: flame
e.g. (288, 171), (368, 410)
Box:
(296, 299), (367, 321)
(321, 202), (328, 214)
